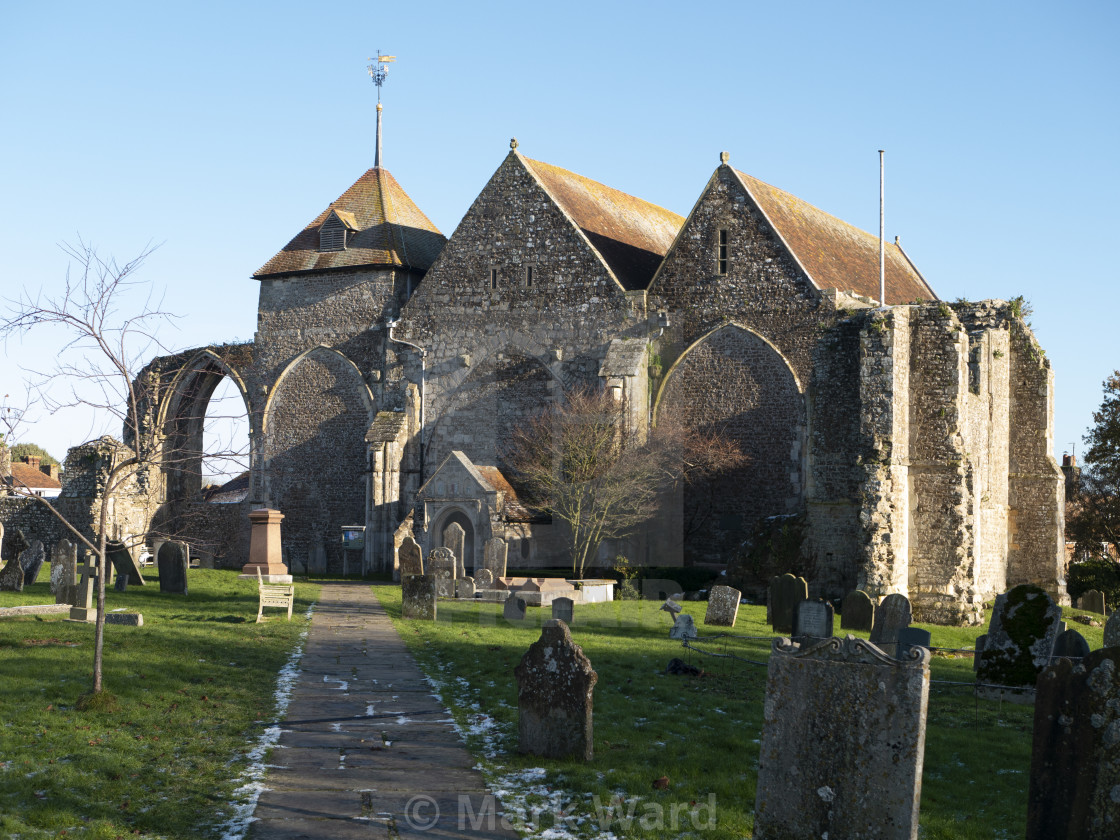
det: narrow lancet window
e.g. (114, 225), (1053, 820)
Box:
(490, 267), (499, 289)
(718, 229), (729, 274)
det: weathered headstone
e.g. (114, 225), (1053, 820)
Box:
(401, 574), (437, 620)
(0, 556), (24, 591)
(50, 539), (78, 605)
(514, 619), (597, 760)
(660, 597), (683, 617)
(1104, 612), (1120, 648)
(552, 596), (574, 625)
(1051, 628), (1090, 660)
(19, 540), (45, 586)
(976, 584), (1063, 696)
(106, 540), (145, 587)
(69, 554), (98, 622)
(483, 536), (507, 579)
(427, 546), (457, 598)
(670, 612), (698, 640)
(442, 522), (466, 577)
(1028, 647), (1120, 839)
(793, 598), (834, 640)
(157, 541), (189, 595)
(456, 576), (476, 599)
(503, 595), (527, 622)
(770, 573), (808, 634)
(705, 584), (741, 627)
(870, 593), (912, 654)
(397, 535), (423, 578)
(1079, 589), (1106, 615)
(840, 589), (875, 632)
(474, 567), (495, 588)
(754, 635), (930, 840)
(897, 627), (932, 660)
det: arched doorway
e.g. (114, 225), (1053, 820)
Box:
(434, 508), (476, 573)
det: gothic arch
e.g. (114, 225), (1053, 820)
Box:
(263, 345), (373, 437)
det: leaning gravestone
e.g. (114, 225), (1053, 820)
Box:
(157, 541), (189, 595)
(897, 627), (932, 660)
(456, 576), (476, 599)
(840, 589), (875, 632)
(1028, 646), (1120, 839)
(552, 596), (574, 625)
(870, 593), (912, 655)
(1051, 628), (1090, 660)
(474, 567), (495, 588)
(976, 584), (1063, 698)
(705, 585), (741, 627)
(504, 595), (527, 622)
(770, 573), (808, 635)
(793, 598), (834, 640)
(106, 540), (145, 587)
(1104, 612), (1120, 648)
(1079, 589), (1106, 615)
(51, 539), (78, 605)
(482, 536), (507, 579)
(19, 540), (46, 586)
(754, 635), (930, 840)
(401, 575), (437, 621)
(514, 619), (598, 760)
(397, 535), (423, 578)
(670, 613), (698, 640)
(442, 522), (466, 577)
(660, 597), (683, 617)
(427, 546), (457, 599)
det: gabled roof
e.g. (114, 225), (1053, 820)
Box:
(731, 168), (935, 304)
(254, 168), (447, 278)
(10, 462), (61, 491)
(521, 156), (684, 290)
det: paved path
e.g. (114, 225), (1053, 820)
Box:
(248, 582), (519, 839)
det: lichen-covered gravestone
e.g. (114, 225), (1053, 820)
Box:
(670, 613), (698, 640)
(20, 540), (46, 586)
(0, 556), (24, 591)
(1079, 589), (1106, 615)
(397, 535), (423, 578)
(514, 619), (598, 760)
(442, 522), (466, 577)
(1105, 612), (1120, 648)
(483, 536), (507, 579)
(793, 598), (834, 640)
(552, 596), (574, 625)
(704, 585), (741, 627)
(157, 541), (189, 595)
(402, 574), (437, 620)
(474, 567), (495, 588)
(754, 636), (930, 840)
(870, 593), (912, 654)
(1051, 628), (1090, 660)
(51, 540), (78, 605)
(428, 547), (457, 598)
(770, 573), (808, 634)
(976, 584), (1062, 699)
(1028, 647), (1120, 839)
(456, 576), (476, 599)
(840, 589), (875, 632)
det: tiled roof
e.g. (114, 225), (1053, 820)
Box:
(202, 471), (248, 504)
(522, 156), (684, 291)
(732, 169), (936, 305)
(254, 168), (447, 278)
(475, 465), (536, 522)
(10, 462), (61, 490)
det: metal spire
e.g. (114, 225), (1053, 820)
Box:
(367, 51), (396, 168)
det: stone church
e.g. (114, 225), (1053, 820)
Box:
(0, 130), (1067, 624)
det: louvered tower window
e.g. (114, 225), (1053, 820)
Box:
(320, 216), (346, 252)
(717, 229), (729, 274)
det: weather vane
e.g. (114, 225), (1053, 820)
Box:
(367, 50), (396, 104)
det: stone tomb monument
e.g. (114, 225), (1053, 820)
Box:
(240, 508), (291, 583)
(1105, 612), (1120, 648)
(482, 536), (507, 579)
(1028, 647), (1120, 839)
(704, 585), (741, 627)
(975, 584), (1062, 700)
(840, 589), (875, 632)
(870, 593), (912, 655)
(793, 598), (834, 640)
(106, 540), (146, 588)
(552, 596), (574, 625)
(442, 522), (467, 577)
(397, 535), (423, 578)
(157, 541), (189, 594)
(754, 635), (931, 840)
(1079, 589), (1106, 615)
(20, 540), (46, 586)
(50, 539), (78, 605)
(514, 619), (598, 760)
(770, 573), (808, 635)
(401, 575), (437, 621)
(427, 546), (457, 599)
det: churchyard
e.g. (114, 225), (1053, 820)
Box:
(377, 584), (1109, 840)
(0, 569), (319, 840)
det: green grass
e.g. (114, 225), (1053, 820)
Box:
(378, 587), (1104, 839)
(0, 568), (320, 840)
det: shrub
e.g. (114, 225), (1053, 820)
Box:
(1067, 556), (1120, 608)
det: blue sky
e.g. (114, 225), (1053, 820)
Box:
(1, 0), (1116, 470)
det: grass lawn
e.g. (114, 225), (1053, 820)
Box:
(0, 568), (320, 840)
(377, 584), (1107, 840)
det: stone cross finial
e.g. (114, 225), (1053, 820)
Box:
(720, 150), (730, 164)
(510, 137), (519, 150)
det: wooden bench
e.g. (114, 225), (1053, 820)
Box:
(256, 568), (294, 623)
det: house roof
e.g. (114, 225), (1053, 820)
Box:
(254, 167), (447, 278)
(474, 466), (535, 522)
(522, 156), (684, 291)
(10, 462), (61, 491)
(732, 168), (936, 305)
(202, 471), (249, 504)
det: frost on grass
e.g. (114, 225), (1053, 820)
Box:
(216, 604), (314, 840)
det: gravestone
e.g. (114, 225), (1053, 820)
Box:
(51, 540), (78, 605)
(552, 596), (574, 625)
(427, 546), (457, 599)
(504, 595), (527, 622)
(442, 522), (466, 577)
(69, 554), (99, 622)
(660, 597), (683, 617)
(106, 540), (145, 587)
(397, 535), (423, 578)
(754, 635), (930, 840)
(770, 573), (808, 634)
(483, 536), (507, 579)
(456, 576), (476, 599)
(976, 584), (1063, 695)
(474, 567), (495, 588)
(793, 598), (834, 640)
(1104, 612), (1120, 648)
(310, 541), (327, 575)
(670, 613), (698, 640)
(766, 575), (779, 624)
(0, 556), (24, 591)
(705, 585), (741, 627)
(840, 589), (875, 632)
(1051, 628), (1090, 660)
(1079, 589), (1106, 615)
(401, 575), (437, 621)
(157, 541), (189, 595)
(870, 593), (912, 655)
(897, 627), (932, 660)
(19, 540), (45, 586)
(973, 634), (988, 672)
(514, 619), (598, 760)
(1028, 647), (1120, 839)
